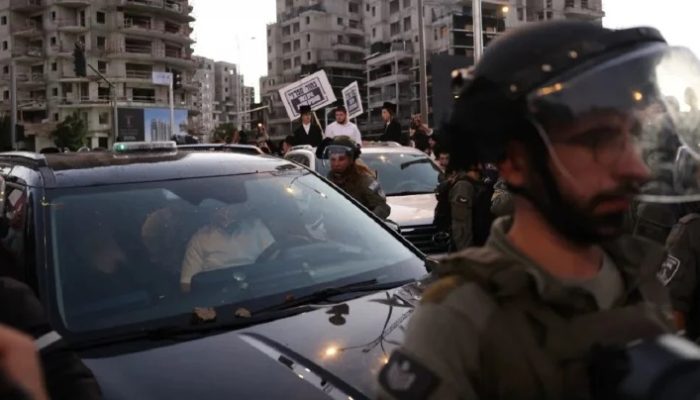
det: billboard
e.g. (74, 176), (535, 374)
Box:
(279, 70), (337, 121)
(117, 108), (188, 142)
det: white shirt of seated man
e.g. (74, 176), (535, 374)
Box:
(180, 205), (274, 292)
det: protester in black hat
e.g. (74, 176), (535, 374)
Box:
(379, 102), (409, 146)
(292, 105), (323, 147)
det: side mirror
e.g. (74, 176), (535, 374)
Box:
(384, 219), (400, 233)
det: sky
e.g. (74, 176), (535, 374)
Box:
(191, 0), (700, 100)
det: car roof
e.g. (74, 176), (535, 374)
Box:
(177, 144), (264, 155)
(0, 151), (301, 189)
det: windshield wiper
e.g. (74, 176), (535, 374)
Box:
(400, 158), (432, 170)
(258, 278), (416, 313)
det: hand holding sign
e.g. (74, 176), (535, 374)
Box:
(279, 71), (337, 121)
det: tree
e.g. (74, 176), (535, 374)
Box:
(52, 113), (86, 151)
(212, 123), (237, 143)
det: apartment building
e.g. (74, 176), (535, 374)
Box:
(191, 55), (215, 139)
(0, 0), (197, 150)
(260, 0), (366, 139)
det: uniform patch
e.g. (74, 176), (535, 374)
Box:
(657, 255), (680, 286)
(378, 350), (439, 400)
(369, 180), (386, 198)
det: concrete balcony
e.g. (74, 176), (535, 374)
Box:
(12, 20), (43, 37)
(56, 19), (88, 33)
(52, 0), (91, 7)
(10, 0), (44, 13)
(16, 72), (46, 87)
(367, 72), (411, 88)
(564, 4), (605, 19)
(12, 46), (44, 62)
(119, 0), (194, 22)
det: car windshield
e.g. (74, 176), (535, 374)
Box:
(46, 170), (425, 334)
(361, 152), (441, 196)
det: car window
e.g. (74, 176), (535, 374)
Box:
(361, 152), (441, 195)
(46, 171), (425, 333)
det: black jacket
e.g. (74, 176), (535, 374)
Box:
(0, 278), (102, 400)
(292, 123), (324, 147)
(379, 120), (409, 146)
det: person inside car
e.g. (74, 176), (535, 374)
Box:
(180, 204), (275, 293)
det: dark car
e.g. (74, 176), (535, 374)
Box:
(0, 142), (431, 399)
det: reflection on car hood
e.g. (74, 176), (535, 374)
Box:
(387, 194), (436, 227)
(82, 282), (425, 400)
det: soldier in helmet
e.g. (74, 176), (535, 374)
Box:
(377, 20), (700, 399)
(322, 136), (391, 219)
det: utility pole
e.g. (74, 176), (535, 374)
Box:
(10, 61), (17, 150)
(473, 0), (484, 62)
(169, 78), (175, 138)
(417, 0), (429, 122)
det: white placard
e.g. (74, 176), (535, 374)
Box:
(279, 70), (337, 121)
(342, 81), (363, 119)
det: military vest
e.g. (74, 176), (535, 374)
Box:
(431, 238), (675, 400)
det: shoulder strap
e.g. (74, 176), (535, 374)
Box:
(679, 213), (700, 225)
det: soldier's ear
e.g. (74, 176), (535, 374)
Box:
(499, 142), (528, 188)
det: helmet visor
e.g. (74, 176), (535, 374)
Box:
(527, 43), (700, 203)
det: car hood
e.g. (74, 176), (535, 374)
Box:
(386, 194), (436, 227)
(82, 283), (424, 400)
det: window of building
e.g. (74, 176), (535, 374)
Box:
(307, 34), (311, 42)
(337, 17), (343, 25)
(293, 23), (299, 33)
(293, 39), (300, 51)
(306, 16), (310, 24)
(349, 2), (359, 13)
(53, 113), (58, 121)
(403, 0), (411, 7)
(99, 112), (109, 125)
(3, 65), (9, 74)
(267, 61), (272, 70)
(282, 25), (291, 35)
(372, 6), (376, 17)
(51, 62), (57, 71)
(372, 27), (376, 38)
(2, 42), (7, 51)
(389, 0), (399, 14)
(98, 61), (107, 73)
(50, 12), (55, 21)
(3, 91), (9, 100)
(96, 11), (105, 24)
(434, 28), (438, 41)
(294, 57), (301, 67)
(0, 16), (6, 25)
(403, 16), (411, 31)
(97, 36), (106, 49)
(546, 11), (553, 19)
(52, 87), (58, 97)
(50, 37), (57, 46)
(283, 59), (292, 69)
(267, 45), (271, 53)
(349, 20), (359, 28)
(307, 52), (311, 61)
(390, 22), (400, 36)
(283, 42), (291, 53)
(517, 8), (524, 20)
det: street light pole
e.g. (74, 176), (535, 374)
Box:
(417, 0), (429, 122)
(473, 0), (484, 62)
(10, 61), (17, 150)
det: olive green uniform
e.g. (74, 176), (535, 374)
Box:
(449, 173), (474, 251)
(663, 213), (700, 338)
(491, 179), (514, 217)
(329, 169), (391, 219)
(378, 217), (675, 400)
